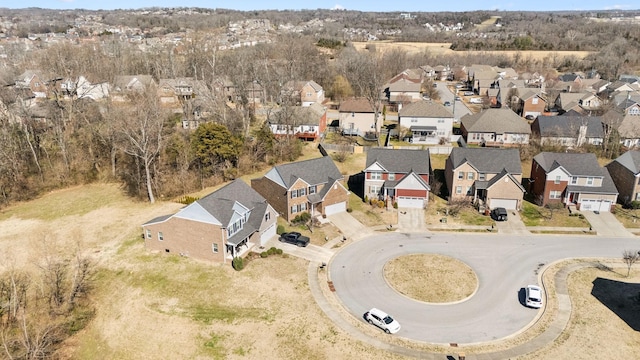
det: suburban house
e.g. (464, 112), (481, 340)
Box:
(268, 103), (327, 141)
(338, 97), (381, 138)
(605, 151), (640, 206)
(553, 92), (602, 114)
(602, 98), (640, 148)
(14, 70), (49, 97)
(251, 156), (348, 222)
(398, 100), (454, 144)
(141, 179), (278, 264)
(281, 80), (325, 106)
(157, 77), (207, 106)
(364, 148), (431, 208)
(56, 75), (110, 100)
(385, 77), (422, 106)
(460, 108), (531, 147)
(531, 114), (604, 147)
(518, 89), (546, 119)
(445, 147), (525, 211)
(529, 152), (618, 211)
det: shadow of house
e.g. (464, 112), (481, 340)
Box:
(348, 172), (365, 199)
(591, 277), (640, 331)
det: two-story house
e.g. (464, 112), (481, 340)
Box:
(251, 156), (348, 221)
(281, 80), (325, 106)
(530, 152), (618, 211)
(460, 108), (531, 147)
(364, 148), (431, 208)
(338, 97), (381, 138)
(268, 103), (327, 141)
(531, 114), (604, 147)
(602, 98), (640, 148)
(518, 89), (546, 119)
(605, 150), (640, 206)
(398, 100), (454, 144)
(141, 179), (278, 264)
(445, 148), (525, 211)
(14, 70), (49, 98)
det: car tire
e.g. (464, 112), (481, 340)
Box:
(367, 318), (373, 324)
(384, 329), (390, 334)
(296, 242), (304, 247)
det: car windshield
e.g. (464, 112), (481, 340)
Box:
(383, 316), (394, 324)
(530, 296), (541, 302)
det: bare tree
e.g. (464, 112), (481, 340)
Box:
(114, 90), (170, 203)
(622, 250), (639, 277)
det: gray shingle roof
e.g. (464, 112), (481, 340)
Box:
(461, 108), (531, 134)
(196, 179), (268, 227)
(535, 115), (603, 138)
(449, 148), (522, 174)
(398, 100), (454, 118)
(610, 150), (640, 174)
(271, 156), (343, 189)
(366, 148), (431, 174)
(533, 152), (602, 176)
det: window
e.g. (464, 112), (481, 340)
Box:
(532, 97), (538, 104)
(370, 185), (380, 194)
(309, 185), (317, 194)
(411, 119), (418, 123)
(158, 232), (164, 241)
(456, 186), (462, 194)
(554, 175), (561, 184)
(212, 243), (218, 253)
(630, 107), (640, 116)
(291, 205), (298, 214)
(458, 171), (464, 180)
(371, 171), (382, 180)
(388, 173), (395, 181)
(550, 190), (561, 199)
(299, 188), (306, 196)
(291, 189), (298, 198)
(437, 119), (444, 123)
(265, 212), (270, 221)
(291, 203), (307, 214)
(467, 172), (474, 180)
(479, 173), (486, 181)
(587, 177), (594, 186)
(571, 177), (578, 185)
(146, 229), (151, 239)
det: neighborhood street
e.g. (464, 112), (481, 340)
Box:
(435, 82), (472, 121)
(327, 231), (638, 344)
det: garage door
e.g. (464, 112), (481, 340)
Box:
(580, 199), (611, 212)
(397, 197), (425, 209)
(490, 198), (518, 210)
(324, 202), (346, 216)
(260, 223), (277, 246)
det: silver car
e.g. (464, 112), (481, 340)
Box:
(365, 308), (401, 334)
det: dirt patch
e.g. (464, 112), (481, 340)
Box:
(384, 254), (477, 303)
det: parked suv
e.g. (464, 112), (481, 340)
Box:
(279, 232), (310, 247)
(365, 308), (401, 334)
(491, 207), (508, 221)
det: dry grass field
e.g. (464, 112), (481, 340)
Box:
(351, 41), (593, 61)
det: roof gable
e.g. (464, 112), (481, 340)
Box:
(461, 108), (531, 134)
(449, 148), (522, 174)
(269, 156), (343, 189)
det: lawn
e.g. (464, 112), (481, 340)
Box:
(612, 207), (640, 228)
(520, 201), (590, 227)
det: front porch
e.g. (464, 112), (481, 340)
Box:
(226, 237), (255, 260)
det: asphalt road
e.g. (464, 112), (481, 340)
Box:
(329, 231), (638, 344)
(435, 82), (472, 121)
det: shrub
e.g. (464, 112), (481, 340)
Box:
(364, 195), (369, 203)
(346, 207), (353, 213)
(631, 201), (640, 210)
(232, 257), (244, 271)
(393, 202), (398, 209)
(276, 224), (285, 235)
(267, 247), (277, 255)
(292, 212), (311, 224)
(260, 252), (268, 258)
(377, 200), (385, 208)
(276, 248), (283, 255)
(178, 195), (200, 205)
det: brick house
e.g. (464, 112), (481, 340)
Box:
(268, 103), (327, 141)
(605, 150), (640, 206)
(141, 179), (278, 264)
(530, 152), (618, 211)
(251, 156), (348, 221)
(364, 148), (431, 208)
(445, 148), (525, 211)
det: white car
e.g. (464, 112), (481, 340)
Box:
(365, 308), (401, 334)
(525, 285), (543, 308)
(469, 97), (483, 104)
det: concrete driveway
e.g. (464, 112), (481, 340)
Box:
(327, 212), (373, 241)
(495, 209), (530, 235)
(580, 210), (634, 237)
(264, 238), (334, 263)
(397, 208), (429, 232)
